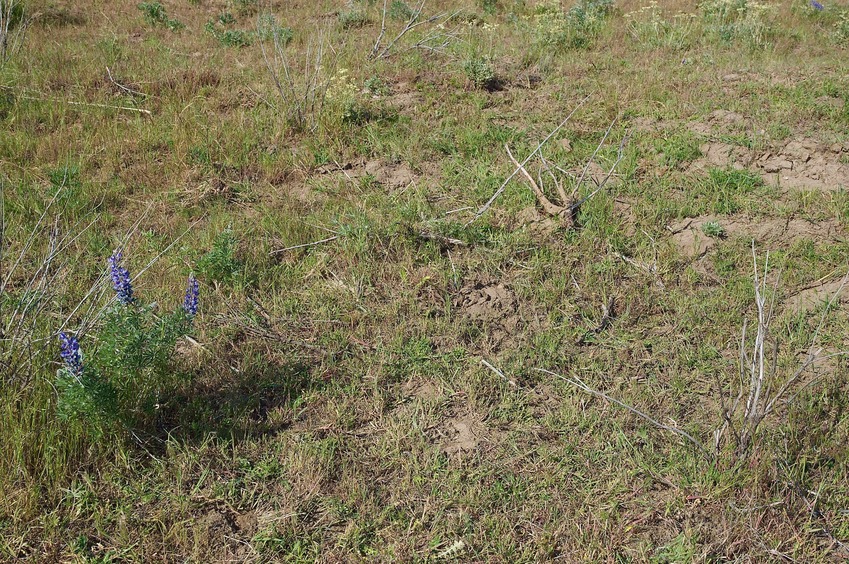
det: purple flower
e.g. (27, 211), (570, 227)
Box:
(810, 0), (824, 11)
(183, 274), (199, 317)
(108, 251), (134, 305)
(59, 332), (83, 377)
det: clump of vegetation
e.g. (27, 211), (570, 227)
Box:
(479, 0), (499, 16)
(338, 7), (368, 29)
(256, 13), (293, 43)
(700, 0), (775, 47)
(532, 0), (615, 50)
(56, 252), (199, 435)
(260, 23), (335, 132)
(388, 0), (415, 21)
(624, 1), (695, 50)
(707, 167), (764, 213)
(363, 76), (388, 96)
(701, 220), (726, 238)
(462, 57), (497, 90)
(234, 0), (258, 17)
(138, 1), (184, 31)
(834, 9), (849, 43)
(196, 228), (242, 286)
(205, 12), (252, 46)
(656, 132), (702, 167)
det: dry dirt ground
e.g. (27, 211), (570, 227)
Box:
(2, 0), (849, 561)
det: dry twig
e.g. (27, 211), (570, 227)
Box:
(466, 95), (591, 226)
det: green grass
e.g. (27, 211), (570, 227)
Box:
(1, 0), (849, 560)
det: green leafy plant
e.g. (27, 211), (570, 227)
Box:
(479, 0), (499, 16)
(701, 220), (726, 238)
(56, 252), (199, 435)
(196, 228), (242, 285)
(699, 0), (775, 47)
(138, 2), (184, 31)
(205, 13), (253, 46)
(532, 0), (615, 50)
(363, 76), (388, 96)
(463, 57), (497, 90)
(338, 7), (368, 29)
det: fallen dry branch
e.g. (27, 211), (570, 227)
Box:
(492, 115), (630, 228)
(3, 88), (152, 115)
(417, 230), (467, 248)
(370, 0), (459, 60)
(466, 95), (591, 226)
(536, 368), (712, 459)
(271, 235), (339, 256)
(575, 295), (616, 345)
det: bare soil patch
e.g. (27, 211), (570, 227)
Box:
(784, 278), (847, 313)
(757, 138), (849, 191)
(687, 109), (748, 137)
(685, 111), (849, 191)
(670, 215), (843, 259)
(439, 413), (481, 455)
(317, 158), (417, 190)
(386, 81), (423, 111)
(514, 206), (560, 236)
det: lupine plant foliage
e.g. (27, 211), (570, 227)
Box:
(56, 253), (199, 436)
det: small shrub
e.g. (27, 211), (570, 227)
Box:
(363, 76), (388, 96)
(479, 0), (500, 16)
(388, 0), (415, 21)
(701, 220), (726, 238)
(342, 99), (379, 125)
(56, 252), (199, 435)
(256, 13), (293, 43)
(532, 0), (615, 51)
(138, 2), (184, 31)
(260, 20), (333, 132)
(699, 0), (775, 47)
(338, 8), (368, 29)
(196, 228), (242, 285)
(220, 28), (252, 46)
(205, 19), (253, 47)
(463, 57), (497, 90)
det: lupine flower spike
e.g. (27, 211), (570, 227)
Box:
(183, 274), (199, 317)
(811, 0), (824, 11)
(58, 332), (83, 378)
(108, 250), (134, 305)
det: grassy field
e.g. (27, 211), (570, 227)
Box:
(2, 0), (849, 561)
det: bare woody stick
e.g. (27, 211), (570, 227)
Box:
(465, 94), (590, 226)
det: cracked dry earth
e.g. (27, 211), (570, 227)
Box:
(656, 109), (849, 316)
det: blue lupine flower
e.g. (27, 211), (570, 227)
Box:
(108, 251), (134, 305)
(183, 274), (199, 317)
(58, 332), (83, 377)
(811, 0), (824, 11)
